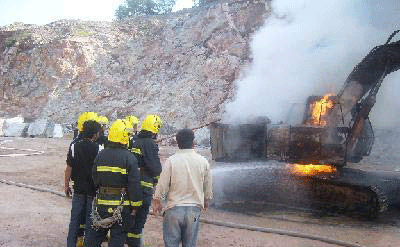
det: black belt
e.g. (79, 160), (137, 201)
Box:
(98, 187), (126, 195)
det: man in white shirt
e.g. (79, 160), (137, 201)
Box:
(152, 128), (213, 247)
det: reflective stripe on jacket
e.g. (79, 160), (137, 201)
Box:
(93, 143), (142, 207)
(130, 130), (162, 189)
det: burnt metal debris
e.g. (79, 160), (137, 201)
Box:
(210, 30), (400, 218)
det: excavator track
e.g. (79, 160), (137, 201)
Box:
(210, 31), (400, 218)
(290, 166), (400, 219)
(309, 177), (387, 218)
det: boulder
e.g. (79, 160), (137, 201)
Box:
(3, 117), (27, 137)
(27, 119), (49, 137)
(52, 124), (64, 138)
(0, 118), (4, 136)
(44, 122), (55, 138)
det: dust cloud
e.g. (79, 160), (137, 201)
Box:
(224, 0), (400, 127)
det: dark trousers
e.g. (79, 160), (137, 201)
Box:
(67, 193), (93, 247)
(126, 189), (152, 247)
(85, 196), (133, 247)
(85, 223), (128, 247)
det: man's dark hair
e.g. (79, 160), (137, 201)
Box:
(82, 120), (101, 139)
(176, 129), (194, 149)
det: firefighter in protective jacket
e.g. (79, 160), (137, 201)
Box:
(84, 119), (143, 247)
(127, 114), (162, 247)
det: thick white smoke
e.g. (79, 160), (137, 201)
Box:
(224, 0), (400, 127)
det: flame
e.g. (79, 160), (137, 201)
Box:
(290, 163), (337, 176)
(310, 94), (334, 126)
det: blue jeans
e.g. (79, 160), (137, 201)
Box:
(163, 206), (201, 247)
(67, 193), (93, 247)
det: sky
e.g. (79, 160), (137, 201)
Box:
(0, 0), (194, 26)
(224, 0), (400, 128)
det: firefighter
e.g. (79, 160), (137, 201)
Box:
(65, 119), (103, 247)
(65, 111), (99, 247)
(126, 114), (162, 247)
(85, 119), (143, 247)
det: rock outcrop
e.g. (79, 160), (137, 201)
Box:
(0, 0), (270, 130)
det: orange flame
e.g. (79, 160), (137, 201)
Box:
(310, 94), (334, 126)
(290, 163), (337, 176)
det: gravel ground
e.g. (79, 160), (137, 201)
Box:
(1, 135), (400, 247)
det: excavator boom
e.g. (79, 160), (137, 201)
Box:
(211, 30), (400, 166)
(210, 31), (400, 217)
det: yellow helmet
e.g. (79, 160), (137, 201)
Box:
(108, 119), (130, 145)
(141, 114), (162, 134)
(124, 115), (139, 128)
(78, 112), (99, 131)
(98, 116), (109, 125)
(77, 112), (88, 131)
(122, 118), (134, 135)
(86, 112), (98, 122)
(77, 112), (99, 131)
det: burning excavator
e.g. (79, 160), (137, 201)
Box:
(210, 31), (400, 217)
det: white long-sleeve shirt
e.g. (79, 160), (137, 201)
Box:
(153, 149), (213, 210)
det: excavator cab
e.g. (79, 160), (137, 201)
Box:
(210, 94), (375, 166)
(210, 30), (400, 218)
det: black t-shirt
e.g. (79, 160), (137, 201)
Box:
(66, 133), (83, 168)
(69, 139), (101, 196)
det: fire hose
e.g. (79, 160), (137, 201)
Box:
(0, 179), (364, 247)
(0, 146), (45, 157)
(158, 118), (221, 143)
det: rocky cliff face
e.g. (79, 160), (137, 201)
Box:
(0, 0), (270, 130)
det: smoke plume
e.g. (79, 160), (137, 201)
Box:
(224, 0), (400, 127)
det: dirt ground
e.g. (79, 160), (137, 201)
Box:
(1, 136), (400, 247)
